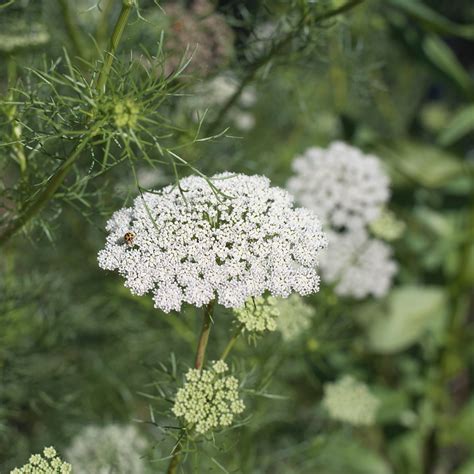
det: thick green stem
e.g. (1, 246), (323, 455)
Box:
(220, 324), (244, 361)
(57, 0), (88, 59)
(0, 137), (91, 246)
(95, 0), (116, 51)
(167, 317), (243, 474)
(96, 0), (134, 93)
(166, 443), (182, 474)
(194, 301), (215, 370)
(166, 302), (215, 473)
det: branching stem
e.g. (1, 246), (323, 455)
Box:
(96, 0), (134, 93)
(166, 301), (215, 473)
(0, 137), (91, 246)
(206, 0), (365, 134)
(57, 0), (88, 60)
(220, 324), (244, 361)
(194, 301), (215, 370)
(0, 1), (135, 247)
(166, 442), (182, 474)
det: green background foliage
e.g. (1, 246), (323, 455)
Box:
(1, 0), (473, 472)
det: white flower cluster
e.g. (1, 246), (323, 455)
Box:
(287, 142), (397, 299)
(65, 424), (148, 474)
(11, 447), (72, 474)
(98, 173), (327, 313)
(234, 296), (280, 333)
(187, 75), (257, 131)
(172, 360), (245, 434)
(320, 229), (397, 299)
(322, 375), (380, 426)
(275, 294), (316, 341)
(287, 142), (390, 230)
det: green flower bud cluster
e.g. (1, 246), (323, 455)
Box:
(10, 447), (72, 474)
(275, 294), (315, 342)
(369, 209), (405, 241)
(322, 375), (380, 426)
(173, 360), (245, 434)
(234, 296), (280, 333)
(113, 99), (140, 129)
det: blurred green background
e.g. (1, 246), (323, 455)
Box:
(1, 0), (473, 472)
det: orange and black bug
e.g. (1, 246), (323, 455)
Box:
(124, 232), (135, 246)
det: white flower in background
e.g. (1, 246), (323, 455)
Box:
(231, 110), (256, 131)
(11, 446), (72, 474)
(65, 424), (148, 474)
(114, 167), (167, 198)
(173, 360), (245, 434)
(322, 375), (380, 426)
(187, 75), (257, 131)
(98, 173), (327, 313)
(0, 23), (49, 54)
(320, 229), (397, 299)
(249, 21), (279, 56)
(287, 142), (390, 229)
(136, 167), (167, 189)
(275, 294), (316, 341)
(234, 296), (280, 333)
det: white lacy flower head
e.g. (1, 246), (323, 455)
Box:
(275, 294), (315, 342)
(234, 296), (280, 333)
(65, 424), (148, 474)
(98, 173), (327, 313)
(11, 446), (72, 474)
(322, 375), (380, 426)
(287, 142), (390, 229)
(172, 360), (245, 434)
(320, 228), (397, 299)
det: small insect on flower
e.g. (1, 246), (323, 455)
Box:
(124, 232), (135, 246)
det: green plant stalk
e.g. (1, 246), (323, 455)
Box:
(220, 324), (244, 361)
(0, 1), (134, 247)
(0, 137), (91, 246)
(5, 56), (27, 177)
(168, 316), (244, 473)
(96, 0), (134, 93)
(166, 443), (182, 474)
(57, 0), (88, 60)
(194, 301), (215, 370)
(95, 0), (116, 51)
(166, 301), (215, 473)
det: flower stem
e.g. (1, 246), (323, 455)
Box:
(96, 0), (134, 93)
(166, 443), (182, 474)
(95, 0), (116, 51)
(57, 0), (88, 60)
(166, 302), (215, 473)
(220, 324), (244, 361)
(0, 136), (91, 246)
(194, 301), (215, 370)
